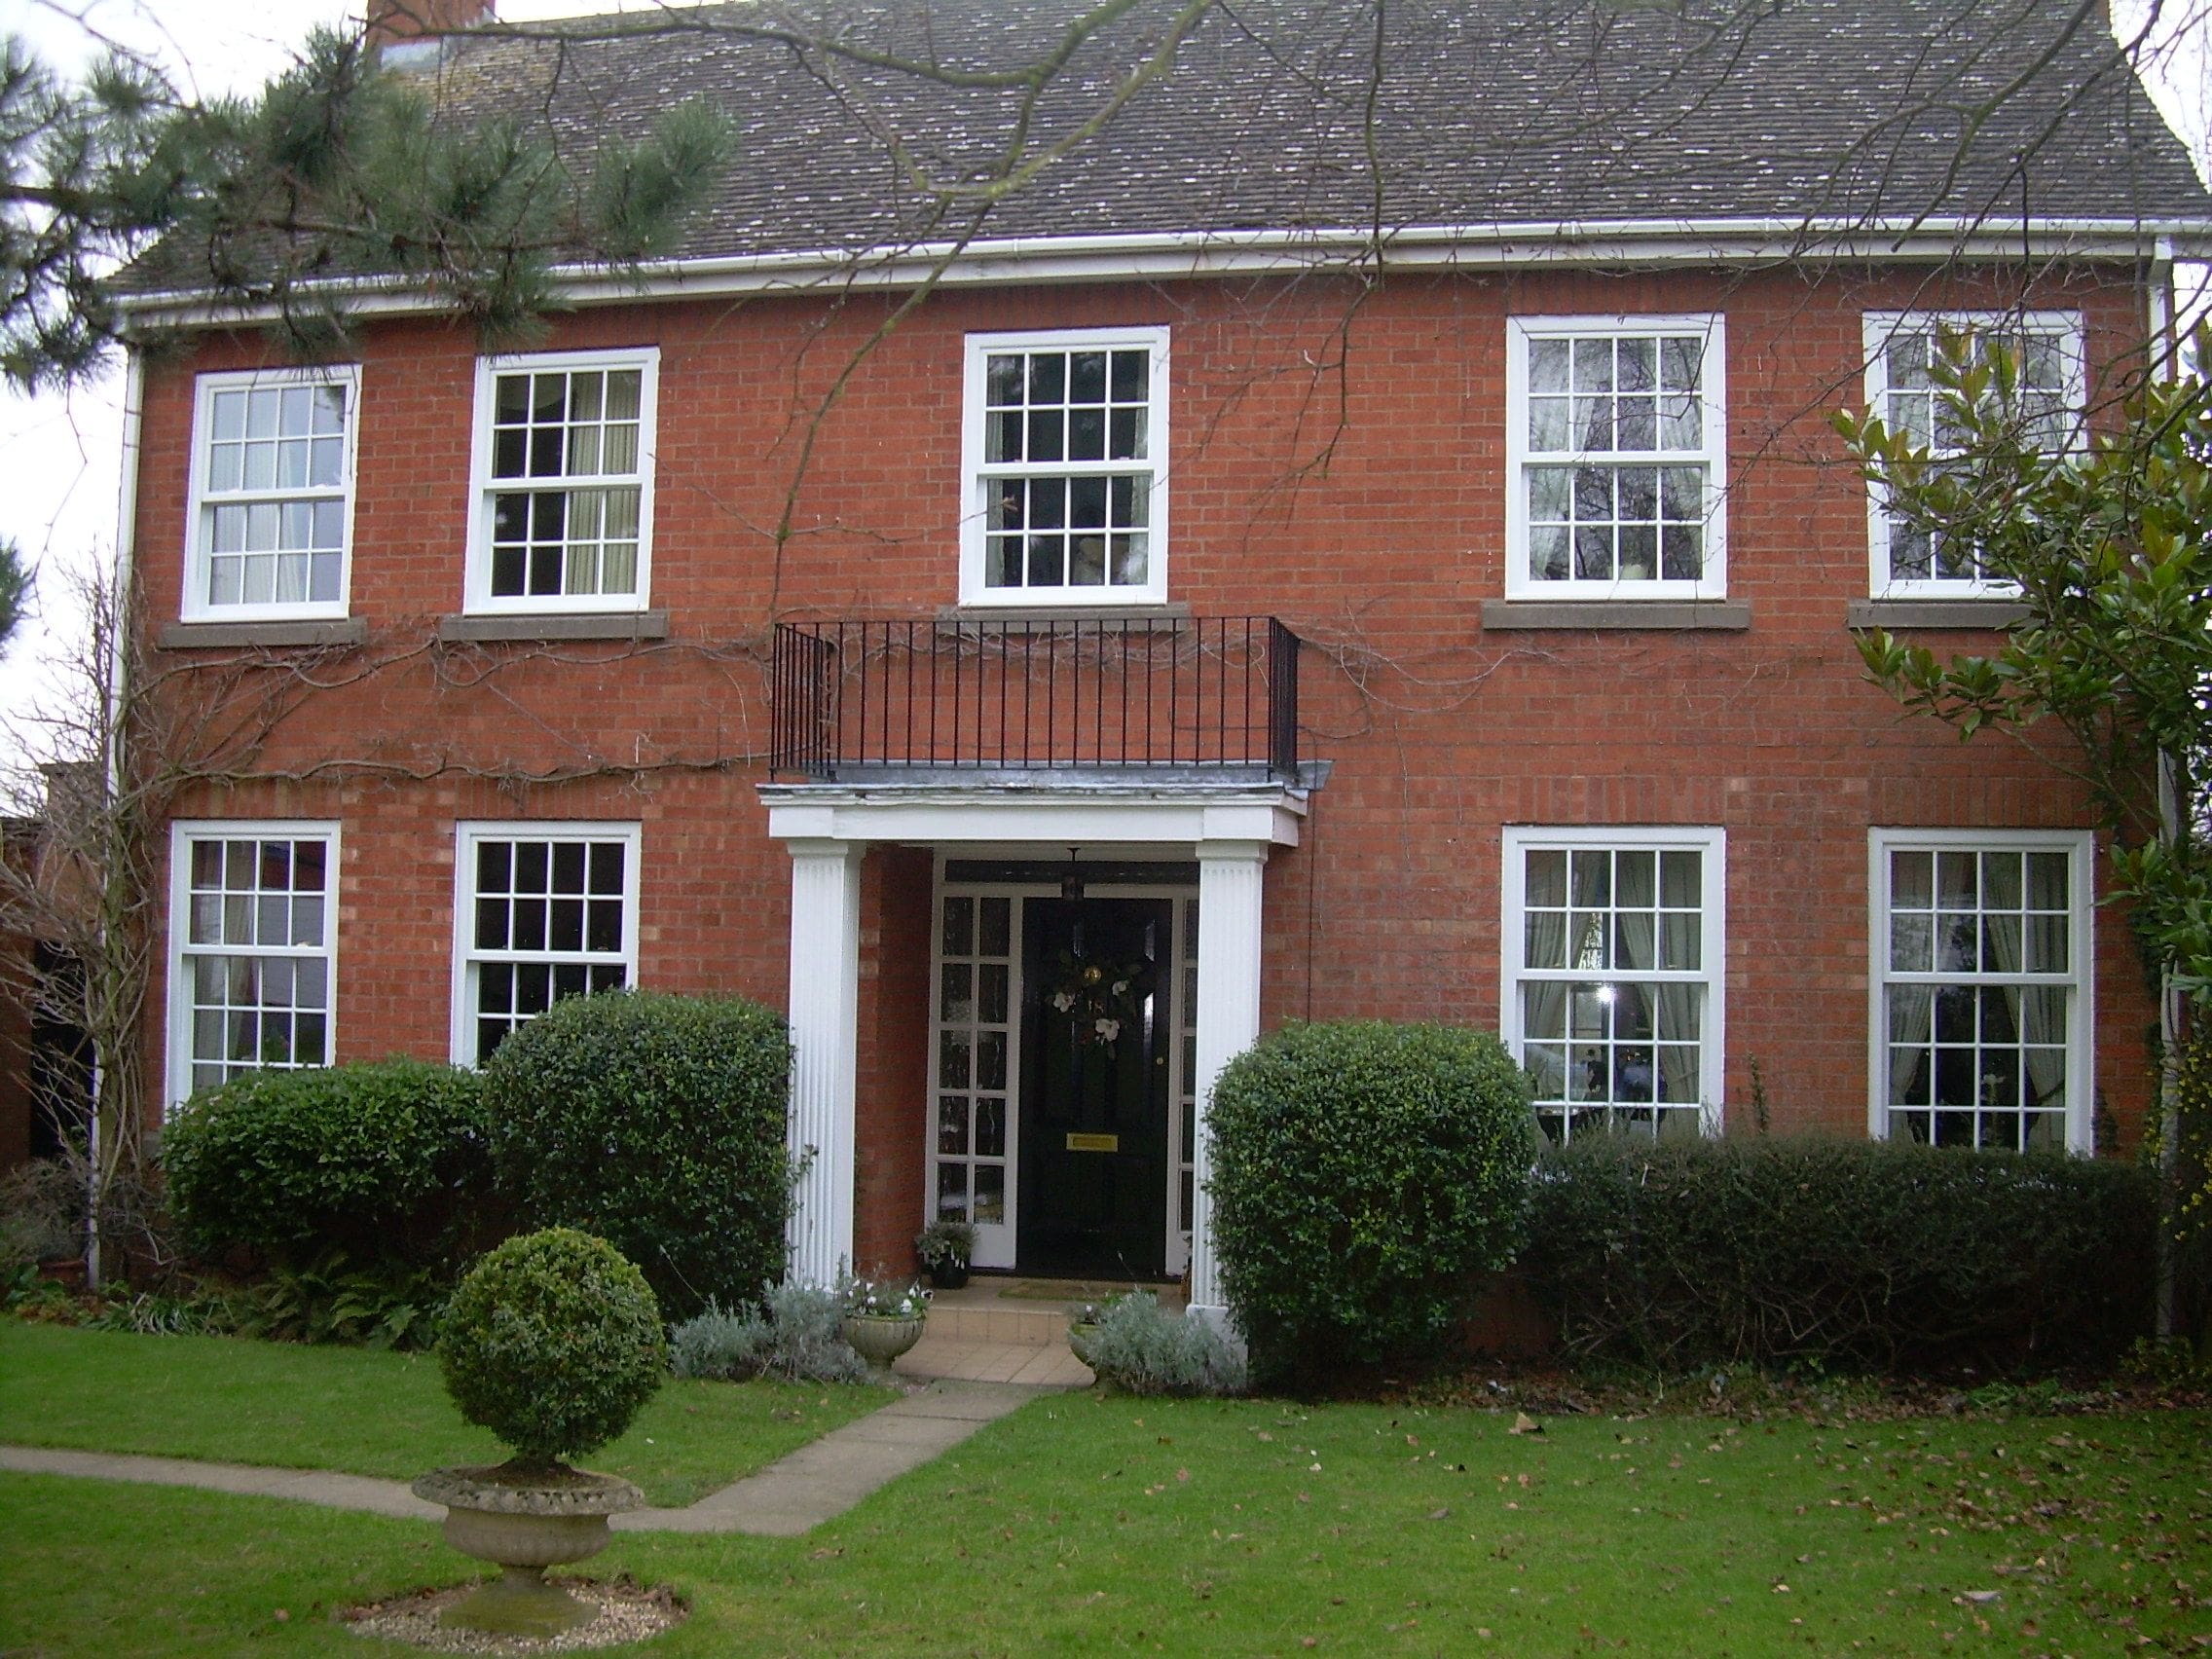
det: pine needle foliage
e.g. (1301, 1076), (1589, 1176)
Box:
(0, 25), (733, 387)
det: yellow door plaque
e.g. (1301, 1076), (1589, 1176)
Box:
(1065, 1132), (1120, 1153)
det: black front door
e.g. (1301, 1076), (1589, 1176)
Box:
(1017, 896), (1170, 1278)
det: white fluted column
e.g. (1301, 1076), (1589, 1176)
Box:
(1189, 840), (1269, 1332)
(785, 839), (864, 1287)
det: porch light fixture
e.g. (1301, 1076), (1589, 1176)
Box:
(1061, 848), (1085, 903)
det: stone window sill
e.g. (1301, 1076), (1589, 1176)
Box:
(939, 602), (1192, 627)
(1481, 600), (1751, 631)
(1845, 600), (2027, 631)
(438, 610), (669, 643)
(158, 618), (368, 649)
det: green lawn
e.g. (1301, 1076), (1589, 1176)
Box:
(4, 1353), (2207, 1655)
(0, 1322), (892, 1506)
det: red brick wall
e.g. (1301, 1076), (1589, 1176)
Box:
(854, 846), (933, 1275)
(138, 262), (2161, 1251)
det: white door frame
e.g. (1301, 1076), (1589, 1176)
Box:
(927, 868), (1199, 1276)
(761, 783), (1304, 1328)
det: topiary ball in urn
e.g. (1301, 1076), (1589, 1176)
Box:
(413, 1228), (668, 1638)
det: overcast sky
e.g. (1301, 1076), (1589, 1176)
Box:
(0, 0), (2206, 770)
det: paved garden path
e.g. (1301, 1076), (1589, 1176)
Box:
(0, 1378), (1039, 1538)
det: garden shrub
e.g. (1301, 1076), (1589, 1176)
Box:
(201, 1248), (451, 1349)
(481, 990), (792, 1321)
(1518, 1135), (2157, 1376)
(1079, 1293), (1247, 1396)
(1207, 1019), (1536, 1388)
(161, 1060), (492, 1269)
(438, 1228), (667, 1467)
(669, 1281), (868, 1384)
(1, 1159), (82, 1273)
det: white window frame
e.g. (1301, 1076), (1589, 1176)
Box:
(1504, 314), (1727, 602)
(463, 348), (659, 616)
(1862, 311), (2084, 599)
(166, 820), (340, 1109)
(449, 821), (642, 1066)
(1499, 825), (1726, 1141)
(959, 325), (1171, 608)
(181, 366), (360, 622)
(1866, 828), (2095, 1153)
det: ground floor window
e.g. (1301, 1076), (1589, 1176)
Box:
(167, 822), (337, 1104)
(452, 823), (639, 1065)
(1870, 830), (2091, 1150)
(1500, 826), (1724, 1142)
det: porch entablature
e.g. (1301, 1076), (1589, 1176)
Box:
(758, 778), (1308, 852)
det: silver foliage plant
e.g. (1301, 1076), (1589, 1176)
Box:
(669, 1281), (867, 1384)
(1081, 1292), (1246, 1397)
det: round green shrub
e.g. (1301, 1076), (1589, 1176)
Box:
(161, 1060), (492, 1267)
(437, 1227), (667, 1467)
(481, 990), (793, 1320)
(1207, 1020), (1535, 1388)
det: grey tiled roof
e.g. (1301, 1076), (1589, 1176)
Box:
(130, 0), (2212, 294)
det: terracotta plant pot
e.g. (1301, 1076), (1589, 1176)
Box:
(411, 1465), (645, 1638)
(841, 1312), (927, 1373)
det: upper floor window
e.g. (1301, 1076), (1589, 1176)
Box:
(465, 349), (658, 613)
(450, 822), (639, 1065)
(961, 327), (1169, 607)
(1505, 316), (1726, 601)
(1500, 826), (1725, 1143)
(1862, 312), (2083, 597)
(183, 367), (359, 621)
(1869, 830), (2091, 1152)
(167, 822), (337, 1105)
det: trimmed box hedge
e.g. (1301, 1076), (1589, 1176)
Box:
(161, 1059), (492, 1269)
(1208, 1019), (1534, 1388)
(1517, 1135), (2156, 1375)
(481, 990), (793, 1320)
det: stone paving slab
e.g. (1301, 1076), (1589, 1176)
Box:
(0, 1377), (1048, 1539)
(625, 1380), (1038, 1536)
(0, 1446), (439, 1521)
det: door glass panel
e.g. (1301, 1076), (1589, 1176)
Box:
(974, 1163), (1006, 1225)
(933, 888), (1018, 1249)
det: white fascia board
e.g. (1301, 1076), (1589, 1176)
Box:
(758, 783), (1307, 848)
(114, 216), (2212, 330)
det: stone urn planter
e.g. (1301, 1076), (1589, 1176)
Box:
(410, 1465), (644, 1638)
(419, 1230), (670, 1639)
(841, 1312), (927, 1374)
(1066, 1320), (1100, 1368)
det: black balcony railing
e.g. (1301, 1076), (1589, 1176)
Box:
(770, 615), (1302, 781)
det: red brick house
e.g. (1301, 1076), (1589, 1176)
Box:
(118, 0), (2212, 1326)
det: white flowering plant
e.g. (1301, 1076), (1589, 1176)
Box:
(838, 1272), (931, 1322)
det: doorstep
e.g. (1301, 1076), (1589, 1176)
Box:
(895, 1337), (1094, 1386)
(895, 1274), (1186, 1384)
(923, 1275), (1186, 1346)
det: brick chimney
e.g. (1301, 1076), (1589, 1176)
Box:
(364, 1), (497, 50)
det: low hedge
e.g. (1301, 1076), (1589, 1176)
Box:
(481, 990), (793, 1321)
(1208, 1019), (1534, 1389)
(161, 1060), (492, 1269)
(1518, 1135), (2157, 1376)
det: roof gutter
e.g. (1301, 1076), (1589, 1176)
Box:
(115, 213), (2212, 330)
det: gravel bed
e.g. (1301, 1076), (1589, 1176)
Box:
(343, 1578), (683, 1652)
